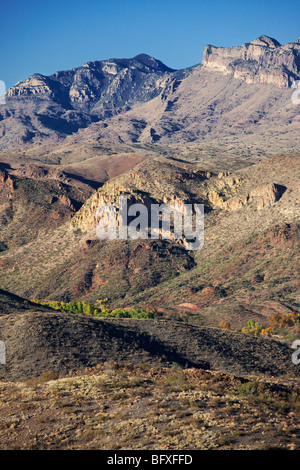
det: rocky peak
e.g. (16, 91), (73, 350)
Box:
(250, 35), (281, 48)
(202, 36), (300, 87)
(7, 74), (54, 97)
(131, 54), (175, 72)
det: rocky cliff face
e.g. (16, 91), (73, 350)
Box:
(202, 35), (300, 88)
(0, 170), (15, 196)
(70, 160), (202, 244)
(208, 182), (286, 211)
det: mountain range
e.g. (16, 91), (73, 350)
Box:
(1, 35), (300, 164)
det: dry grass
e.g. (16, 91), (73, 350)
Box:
(0, 363), (299, 450)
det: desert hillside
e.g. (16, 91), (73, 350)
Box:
(0, 153), (298, 330)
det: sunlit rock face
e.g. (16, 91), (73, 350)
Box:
(202, 35), (300, 88)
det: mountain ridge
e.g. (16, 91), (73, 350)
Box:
(1, 35), (299, 157)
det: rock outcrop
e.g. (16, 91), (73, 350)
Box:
(202, 35), (300, 87)
(14, 164), (66, 182)
(209, 182), (286, 211)
(0, 170), (15, 194)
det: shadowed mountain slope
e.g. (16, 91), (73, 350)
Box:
(0, 289), (52, 315)
(0, 309), (298, 380)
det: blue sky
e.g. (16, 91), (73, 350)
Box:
(1, 0), (299, 89)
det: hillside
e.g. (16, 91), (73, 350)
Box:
(0, 168), (93, 250)
(0, 307), (298, 381)
(0, 362), (299, 450)
(0, 289), (52, 315)
(0, 290), (299, 449)
(0, 152), (298, 330)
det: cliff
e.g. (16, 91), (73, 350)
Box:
(202, 35), (300, 88)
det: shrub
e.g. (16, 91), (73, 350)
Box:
(261, 327), (273, 336)
(219, 321), (231, 330)
(241, 312), (300, 337)
(242, 320), (263, 336)
(39, 370), (58, 383)
(269, 312), (300, 330)
(32, 299), (156, 320)
(235, 381), (259, 396)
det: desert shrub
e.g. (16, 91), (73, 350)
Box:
(269, 312), (300, 330)
(161, 370), (189, 390)
(95, 298), (111, 315)
(219, 321), (231, 329)
(39, 370), (58, 383)
(242, 320), (263, 336)
(175, 311), (192, 322)
(235, 381), (259, 396)
(261, 327), (273, 336)
(241, 313), (300, 337)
